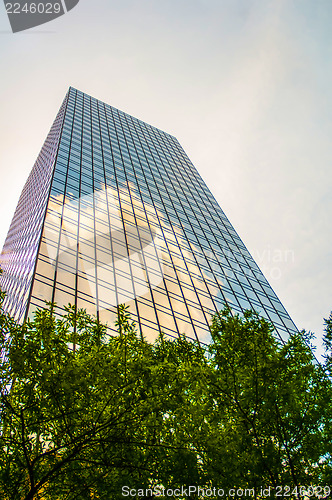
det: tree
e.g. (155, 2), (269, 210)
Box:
(0, 301), (200, 499)
(0, 280), (331, 499)
(324, 312), (332, 376)
(321, 311), (332, 485)
(196, 308), (332, 493)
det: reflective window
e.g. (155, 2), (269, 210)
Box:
(0, 88), (298, 341)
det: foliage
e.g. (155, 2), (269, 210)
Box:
(0, 288), (331, 499)
(203, 309), (332, 489)
(0, 302), (205, 499)
(324, 312), (332, 376)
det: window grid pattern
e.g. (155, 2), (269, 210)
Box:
(0, 97), (67, 321)
(2, 87), (297, 342)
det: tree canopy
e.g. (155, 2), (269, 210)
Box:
(0, 287), (331, 499)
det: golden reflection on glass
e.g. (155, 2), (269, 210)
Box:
(30, 182), (223, 340)
(30, 279), (53, 304)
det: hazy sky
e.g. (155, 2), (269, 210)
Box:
(1, 0), (331, 357)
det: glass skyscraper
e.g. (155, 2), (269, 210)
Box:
(0, 88), (297, 343)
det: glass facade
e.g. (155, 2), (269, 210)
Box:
(0, 87), (298, 343)
(0, 98), (66, 321)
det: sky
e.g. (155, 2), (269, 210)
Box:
(0, 0), (331, 357)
